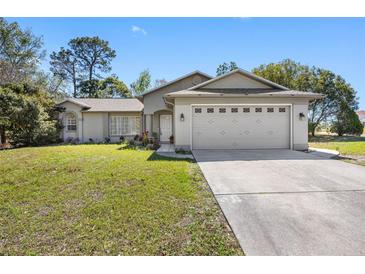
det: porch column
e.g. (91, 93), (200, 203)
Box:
(145, 114), (153, 137)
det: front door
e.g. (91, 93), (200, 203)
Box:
(160, 114), (172, 142)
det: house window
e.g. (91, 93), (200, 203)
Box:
(207, 108), (214, 113)
(66, 113), (77, 131)
(110, 116), (140, 135)
(231, 108), (238, 113)
(279, 107), (286, 113)
(243, 108), (250, 113)
(255, 107), (262, 113)
(219, 108), (226, 113)
(195, 108), (202, 113)
(267, 107), (274, 113)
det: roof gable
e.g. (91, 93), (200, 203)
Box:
(188, 69), (289, 91)
(141, 70), (212, 96)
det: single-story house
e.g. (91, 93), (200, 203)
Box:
(58, 69), (323, 150)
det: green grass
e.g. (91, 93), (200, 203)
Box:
(309, 135), (365, 156)
(0, 145), (243, 255)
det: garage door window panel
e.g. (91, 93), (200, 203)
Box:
(194, 108), (202, 114)
(192, 105), (290, 149)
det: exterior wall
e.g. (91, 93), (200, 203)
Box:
(203, 73), (271, 89)
(143, 74), (211, 115)
(59, 101), (83, 141)
(59, 100), (142, 143)
(82, 112), (105, 142)
(173, 97), (310, 151)
(357, 112), (365, 126)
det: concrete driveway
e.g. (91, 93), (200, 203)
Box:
(193, 149), (365, 255)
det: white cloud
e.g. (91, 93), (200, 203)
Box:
(131, 25), (147, 35)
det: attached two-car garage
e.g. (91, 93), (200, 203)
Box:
(192, 105), (291, 149)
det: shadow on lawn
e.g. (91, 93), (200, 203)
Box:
(147, 152), (194, 162)
(309, 135), (365, 143)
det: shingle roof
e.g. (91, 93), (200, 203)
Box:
(141, 70), (213, 96)
(59, 98), (144, 112)
(165, 89), (324, 99)
(187, 69), (290, 91)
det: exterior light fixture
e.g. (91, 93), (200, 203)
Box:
(180, 113), (185, 121)
(299, 112), (305, 120)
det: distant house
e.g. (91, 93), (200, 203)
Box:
(357, 110), (365, 126)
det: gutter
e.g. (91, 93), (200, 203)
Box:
(163, 96), (175, 108)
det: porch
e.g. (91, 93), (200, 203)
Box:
(144, 109), (174, 143)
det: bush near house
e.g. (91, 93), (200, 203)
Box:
(0, 84), (62, 147)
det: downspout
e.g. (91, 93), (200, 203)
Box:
(81, 112), (84, 142)
(163, 96), (175, 108)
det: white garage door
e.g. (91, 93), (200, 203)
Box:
(192, 105), (290, 149)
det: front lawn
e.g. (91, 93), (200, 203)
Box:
(309, 135), (365, 156)
(0, 145), (243, 255)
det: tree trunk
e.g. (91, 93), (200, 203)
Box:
(311, 126), (316, 137)
(73, 78), (77, 98)
(89, 66), (93, 81)
(0, 125), (6, 144)
(72, 63), (77, 98)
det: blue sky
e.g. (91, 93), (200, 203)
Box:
(7, 17), (365, 109)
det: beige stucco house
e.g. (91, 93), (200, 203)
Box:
(58, 69), (322, 150)
(58, 98), (143, 143)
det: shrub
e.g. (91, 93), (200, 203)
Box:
(146, 144), (154, 150)
(331, 107), (364, 136)
(104, 137), (111, 144)
(175, 148), (191, 154)
(119, 136), (125, 142)
(71, 137), (79, 145)
(0, 85), (62, 147)
(142, 130), (149, 146)
(129, 139), (135, 146)
(133, 134), (139, 141)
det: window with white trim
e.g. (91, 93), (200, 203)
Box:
(110, 116), (140, 135)
(66, 113), (77, 131)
